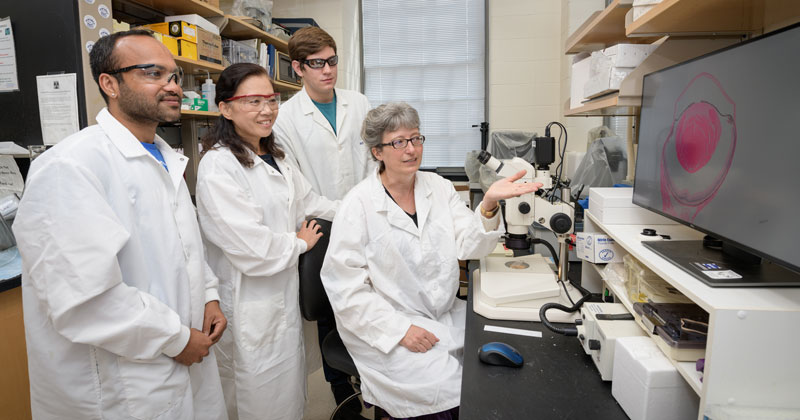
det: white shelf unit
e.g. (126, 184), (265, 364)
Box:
(581, 210), (800, 418)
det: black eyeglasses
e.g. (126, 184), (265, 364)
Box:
(107, 64), (184, 86)
(380, 135), (425, 149)
(302, 55), (339, 69)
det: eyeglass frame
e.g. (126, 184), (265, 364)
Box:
(223, 93), (282, 111)
(301, 55), (339, 69)
(379, 135), (426, 150)
(106, 64), (184, 86)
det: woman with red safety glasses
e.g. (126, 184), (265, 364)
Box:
(195, 63), (339, 420)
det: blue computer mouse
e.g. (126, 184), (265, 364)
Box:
(478, 341), (523, 367)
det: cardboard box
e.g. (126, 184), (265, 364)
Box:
(601, 44), (657, 68)
(196, 27), (222, 65)
(178, 39), (198, 61)
(142, 21), (197, 43)
(570, 53), (591, 109)
(612, 337), (699, 420)
(577, 232), (623, 263)
(588, 188), (677, 225)
(182, 97), (208, 111)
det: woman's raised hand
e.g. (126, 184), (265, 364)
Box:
(481, 170), (542, 213)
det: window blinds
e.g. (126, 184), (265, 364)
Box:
(362, 0), (485, 168)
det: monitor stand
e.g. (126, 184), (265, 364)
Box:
(643, 240), (800, 287)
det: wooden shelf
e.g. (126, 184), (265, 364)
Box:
(123, 0), (223, 17)
(625, 0), (799, 37)
(273, 79), (302, 93)
(565, 93), (640, 116)
(174, 56), (225, 76)
(566, 0), (659, 54)
(220, 15), (289, 53)
(181, 110), (220, 119)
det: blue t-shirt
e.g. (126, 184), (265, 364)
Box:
(141, 141), (168, 172)
(311, 93), (337, 135)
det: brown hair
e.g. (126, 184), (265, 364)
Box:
(288, 26), (337, 65)
(201, 63), (284, 168)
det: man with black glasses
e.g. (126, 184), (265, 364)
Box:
(273, 26), (372, 420)
(13, 30), (228, 420)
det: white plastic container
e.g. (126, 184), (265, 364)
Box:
(201, 77), (218, 112)
(588, 188), (677, 225)
(612, 336), (699, 420)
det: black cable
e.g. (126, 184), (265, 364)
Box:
(545, 122), (568, 204)
(530, 237), (559, 267)
(538, 291), (593, 336)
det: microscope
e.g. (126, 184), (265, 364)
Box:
(473, 131), (584, 323)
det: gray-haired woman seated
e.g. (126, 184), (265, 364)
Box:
(321, 102), (540, 419)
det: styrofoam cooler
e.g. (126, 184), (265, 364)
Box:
(612, 337), (699, 420)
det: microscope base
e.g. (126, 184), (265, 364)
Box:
(473, 268), (584, 323)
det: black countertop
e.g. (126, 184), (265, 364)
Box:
(460, 275), (629, 420)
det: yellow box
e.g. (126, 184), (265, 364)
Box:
(178, 39), (198, 61)
(141, 21), (197, 43)
(160, 35), (179, 57)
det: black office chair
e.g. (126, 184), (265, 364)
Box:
(298, 218), (376, 420)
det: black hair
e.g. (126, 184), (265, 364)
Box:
(89, 29), (154, 103)
(201, 63), (284, 167)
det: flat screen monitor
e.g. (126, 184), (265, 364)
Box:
(632, 23), (800, 287)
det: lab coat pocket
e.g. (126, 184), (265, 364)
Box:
(238, 296), (287, 352)
(118, 355), (188, 420)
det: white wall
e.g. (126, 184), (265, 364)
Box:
(272, 0), (361, 91)
(487, 0), (604, 160)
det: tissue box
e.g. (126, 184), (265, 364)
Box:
(182, 98), (208, 111)
(612, 337), (699, 420)
(577, 232), (623, 263)
(588, 188), (676, 225)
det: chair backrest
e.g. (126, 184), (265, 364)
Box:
(298, 218), (334, 322)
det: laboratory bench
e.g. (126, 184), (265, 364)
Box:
(460, 269), (629, 420)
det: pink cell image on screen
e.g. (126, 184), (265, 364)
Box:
(660, 73), (737, 222)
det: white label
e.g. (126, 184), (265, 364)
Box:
(85, 40), (95, 53)
(702, 270), (743, 280)
(83, 15), (97, 30)
(98, 4), (110, 19)
(98, 28), (110, 38)
(483, 325), (543, 338)
(84, 0), (95, 4)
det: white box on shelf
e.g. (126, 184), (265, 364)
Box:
(588, 188), (677, 225)
(602, 44), (658, 68)
(632, 0), (662, 21)
(577, 232), (623, 263)
(165, 14), (220, 35)
(570, 53), (591, 109)
(612, 336), (699, 420)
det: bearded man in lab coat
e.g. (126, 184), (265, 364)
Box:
(273, 26), (372, 414)
(13, 30), (228, 420)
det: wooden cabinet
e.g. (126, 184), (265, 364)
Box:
(581, 212), (800, 418)
(0, 286), (31, 420)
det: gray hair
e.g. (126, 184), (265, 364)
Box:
(361, 102), (420, 167)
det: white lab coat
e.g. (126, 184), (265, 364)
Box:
(13, 108), (227, 420)
(195, 146), (338, 420)
(273, 87), (373, 200)
(320, 170), (503, 418)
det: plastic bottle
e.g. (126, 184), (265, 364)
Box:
(201, 72), (218, 112)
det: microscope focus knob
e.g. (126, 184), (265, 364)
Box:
(550, 213), (572, 234)
(518, 202), (531, 214)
